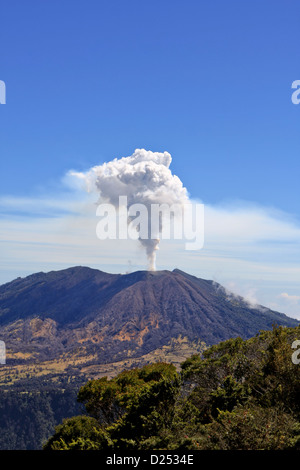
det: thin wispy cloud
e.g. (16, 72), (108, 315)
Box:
(0, 178), (299, 318)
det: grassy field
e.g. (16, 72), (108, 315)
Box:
(0, 335), (207, 388)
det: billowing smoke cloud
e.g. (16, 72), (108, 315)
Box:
(70, 149), (189, 270)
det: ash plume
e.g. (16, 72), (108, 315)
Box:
(70, 148), (189, 270)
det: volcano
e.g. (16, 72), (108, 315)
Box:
(0, 266), (298, 367)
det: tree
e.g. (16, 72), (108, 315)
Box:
(43, 415), (112, 450)
(44, 362), (181, 450)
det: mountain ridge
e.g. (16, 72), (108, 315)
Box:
(0, 265), (297, 343)
(0, 265), (298, 390)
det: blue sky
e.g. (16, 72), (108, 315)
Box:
(1, 0), (300, 317)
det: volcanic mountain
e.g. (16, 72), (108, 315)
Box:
(0, 266), (298, 375)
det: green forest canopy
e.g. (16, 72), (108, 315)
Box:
(44, 325), (300, 450)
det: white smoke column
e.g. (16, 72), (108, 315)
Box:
(70, 149), (189, 270)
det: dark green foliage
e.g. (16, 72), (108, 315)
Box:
(201, 405), (300, 450)
(43, 415), (112, 450)
(76, 363), (180, 450)
(0, 388), (81, 450)
(44, 325), (300, 450)
(208, 375), (250, 417)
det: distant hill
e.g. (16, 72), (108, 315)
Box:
(0, 266), (298, 370)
